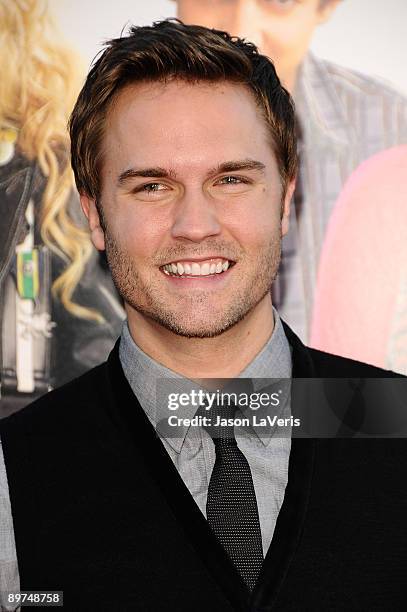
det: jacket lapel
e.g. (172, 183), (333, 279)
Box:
(0, 157), (37, 283)
(250, 322), (316, 610)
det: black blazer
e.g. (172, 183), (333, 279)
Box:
(1, 323), (406, 611)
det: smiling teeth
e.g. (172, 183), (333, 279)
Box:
(163, 259), (231, 277)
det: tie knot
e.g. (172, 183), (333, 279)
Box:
(201, 400), (238, 445)
(212, 437), (238, 451)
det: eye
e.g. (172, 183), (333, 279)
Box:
(136, 182), (168, 193)
(131, 181), (172, 202)
(215, 175), (249, 186)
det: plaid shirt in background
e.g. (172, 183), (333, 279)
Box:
(273, 53), (407, 342)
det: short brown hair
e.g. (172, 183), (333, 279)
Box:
(69, 19), (297, 200)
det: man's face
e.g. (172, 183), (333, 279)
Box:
(176, 0), (339, 91)
(85, 80), (293, 338)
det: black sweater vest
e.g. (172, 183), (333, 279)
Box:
(1, 326), (407, 611)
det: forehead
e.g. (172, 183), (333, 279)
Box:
(102, 79), (274, 174)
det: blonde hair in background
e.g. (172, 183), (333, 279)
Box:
(0, 0), (104, 322)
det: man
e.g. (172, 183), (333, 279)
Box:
(175, 0), (407, 341)
(0, 20), (406, 611)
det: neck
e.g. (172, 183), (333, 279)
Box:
(126, 295), (275, 380)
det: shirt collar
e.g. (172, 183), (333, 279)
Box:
(119, 307), (292, 453)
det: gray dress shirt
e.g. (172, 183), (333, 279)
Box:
(0, 308), (291, 608)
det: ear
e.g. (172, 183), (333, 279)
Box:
(80, 194), (106, 251)
(281, 179), (295, 237)
(317, 0), (340, 24)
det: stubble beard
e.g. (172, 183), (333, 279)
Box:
(104, 230), (281, 339)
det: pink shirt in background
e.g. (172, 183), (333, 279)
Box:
(310, 146), (407, 375)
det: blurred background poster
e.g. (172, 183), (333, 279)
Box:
(1, 0), (406, 416)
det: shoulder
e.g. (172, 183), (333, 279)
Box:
(317, 55), (407, 105)
(0, 361), (110, 437)
(307, 345), (400, 378)
(283, 320), (401, 378)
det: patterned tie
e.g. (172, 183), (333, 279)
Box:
(205, 400), (264, 591)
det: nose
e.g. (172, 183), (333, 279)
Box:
(232, 0), (265, 51)
(171, 188), (222, 243)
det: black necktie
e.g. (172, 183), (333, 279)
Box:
(205, 400), (264, 591)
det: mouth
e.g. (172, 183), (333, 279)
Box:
(159, 257), (236, 278)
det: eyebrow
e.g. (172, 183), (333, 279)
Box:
(117, 159), (266, 186)
(117, 167), (175, 186)
(208, 159), (266, 177)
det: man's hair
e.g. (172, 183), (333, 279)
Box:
(69, 19), (297, 200)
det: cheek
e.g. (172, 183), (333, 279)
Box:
(225, 199), (281, 250)
(110, 208), (167, 261)
(284, 17), (318, 58)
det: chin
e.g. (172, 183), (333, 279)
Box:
(140, 307), (249, 339)
(166, 323), (236, 339)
